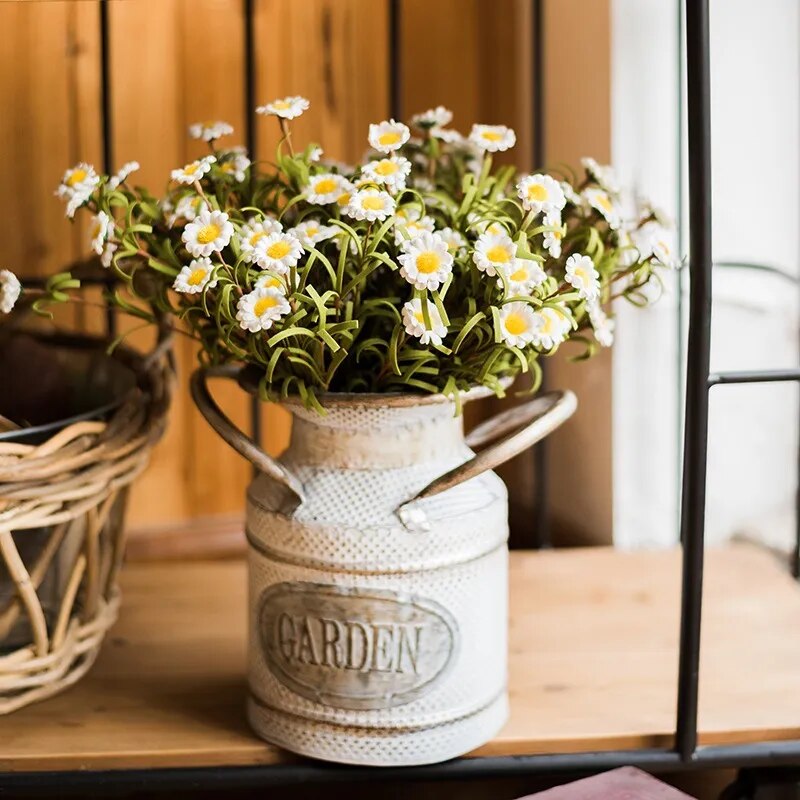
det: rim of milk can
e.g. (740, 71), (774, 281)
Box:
(190, 363), (578, 528)
(234, 363), (512, 409)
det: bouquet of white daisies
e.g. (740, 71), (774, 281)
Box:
(9, 96), (677, 410)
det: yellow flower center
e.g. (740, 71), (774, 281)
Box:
(184, 163), (199, 176)
(221, 163), (235, 173)
(188, 268), (207, 286)
(260, 277), (282, 289)
(527, 183), (548, 202)
(540, 313), (554, 334)
(66, 168), (88, 187)
(306, 226), (319, 237)
(510, 267), (528, 282)
(336, 192), (351, 207)
(574, 267), (590, 283)
(249, 231), (266, 247)
(362, 196), (385, 211)
(196, 223), (220, 244)
(504, 312), (528, 335)
(266, 240), (291, 259)
(254, 295), (279, 316)
(375, 160), (398, 176)
(416, 252), (441, 274)
(314, 178), (338, 195)
(596, 193), (612, 212)
(486, 245), (511, 264)
(414, 310), (427, 324)
(91, 222), (103, 239)
(481, 131), (503, 142)
(272, 100), (290, 110)
(378, 132), (402, 146)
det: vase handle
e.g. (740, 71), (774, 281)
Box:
(190, 365), (305, 515)
(396, 390), (578, 531)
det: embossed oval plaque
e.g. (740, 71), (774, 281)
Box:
(258, 582), (459, 710)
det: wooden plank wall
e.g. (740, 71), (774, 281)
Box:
(0, 0), (611, 553)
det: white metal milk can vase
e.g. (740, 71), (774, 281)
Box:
(192, 364), (577, 767)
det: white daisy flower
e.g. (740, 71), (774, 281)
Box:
(402, 299), (448, 346)
(89, 211), (111, 255)
(395, 206), (422, 225)
(305, 173), (349, 205)
(473, 230), (516, 276)
(499, 302), (538, 347)
(584, 187), (621, 230)
(581, 157), (620, 194)
(516, 174), (566, 215)
(65, 191), (91, 219)
(587, 301), (615, 347)
(0, 270), (21, 314)
(172, 257), (218, 294)
(394, 213), (436, 245)
(219, 152), (250, 182)
(431, 127), (465, 144)
(345, 188), (395, 222)
(333, 179), (356, 209)
(565, 253), (600, 301)
(631, 221), (679, 268)
(411, 106), (453, 130)
(56, 163), (99, 218)
(255, 96), (309, 120)
(182, 207), (233, 257)
(361, 155), (411, 192)
(188, 120), (234, 142)
(170, 194), (205, 226)
(236, 287), (291, 332)
(254, 273), (286, 293)
(398, 232), (454, 291)
(107, 161), (140, 190)
(530, 306), (571, 349)
(171, 156), (215, 185)
(308, 146), (323, 162)
(368, 120), (410, 154)
(467, 213), (507, 236)
(101, 242), (117, 269)
(469, 124), (516, 153)
(560, 181), (583, 206)
(289, 220), (338, 250)
(438, 227), (467, 256)
(252, 231), (303, 273)
(542, 210), (564, 258)
(497, 259), (547, 296)
(57, 162), (99, 197)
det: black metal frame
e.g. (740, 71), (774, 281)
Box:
(6, 0), (800, 792)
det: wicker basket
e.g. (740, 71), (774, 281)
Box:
(0, 330), (171, 713)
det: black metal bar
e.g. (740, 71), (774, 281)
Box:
(7, 741), (800, 795)
(675, 0), (713, 762)
(531, 0), (550, 550)
(709, 368), (800, 386)
(388, 0), (402, 120)
(98, 0), (117, 341)
(243, 0), (262, 453)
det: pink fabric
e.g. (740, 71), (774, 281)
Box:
(515, 767), (697, 800)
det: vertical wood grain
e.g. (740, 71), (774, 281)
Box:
(1, 0), (613, 550)
(544, 0), (613, 545)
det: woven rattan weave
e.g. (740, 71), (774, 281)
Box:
(0, 330), (171, 714)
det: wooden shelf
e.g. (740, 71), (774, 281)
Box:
(2, 544), (800, 773)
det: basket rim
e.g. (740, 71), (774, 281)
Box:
(0, 331), (146, 445)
